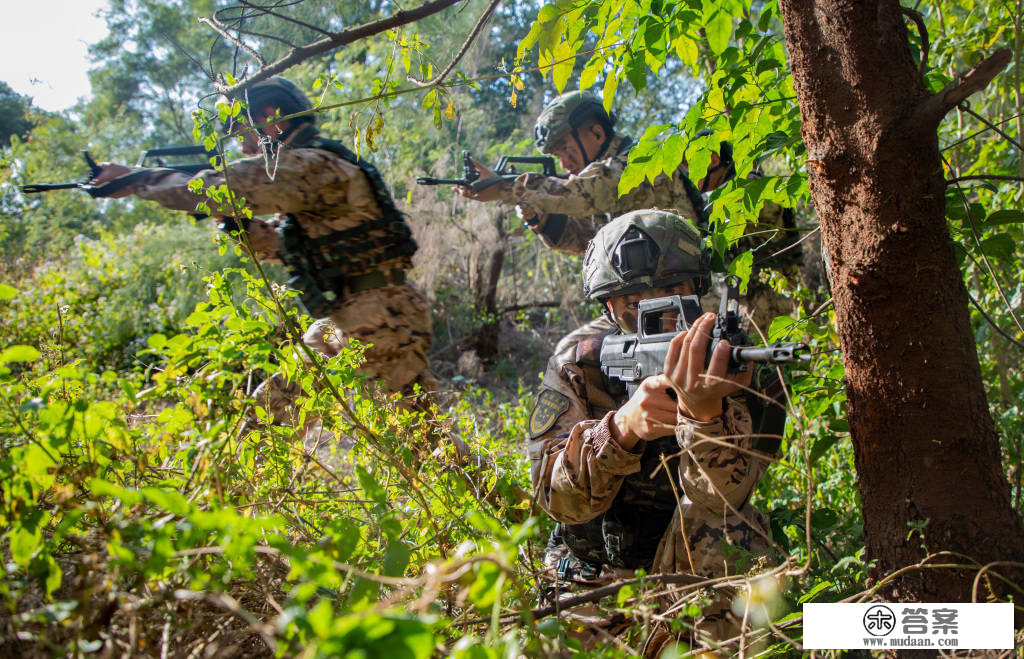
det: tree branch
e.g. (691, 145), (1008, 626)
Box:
(407, 0), (501, 87)
(901, 7), (929, 76)
(199, 16), (267, 67)
(946, 174), (1024, 185)
(459, 572), (706, 626)
(916, 49), (1012, 127)
(213, 0), (464, 94)
(958, 104), (1024, 153)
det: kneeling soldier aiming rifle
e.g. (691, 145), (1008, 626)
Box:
(528, 209), (806, 649)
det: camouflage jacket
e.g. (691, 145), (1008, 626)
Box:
(527, 327), (771, 577)
(123, 126), (412, 277)
(496, 133), (702, 255)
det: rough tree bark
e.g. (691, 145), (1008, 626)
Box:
(775, 0), (1024, 604)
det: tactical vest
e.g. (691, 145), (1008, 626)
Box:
(276, 125), (417, 316)
(557, 328), (786, 574)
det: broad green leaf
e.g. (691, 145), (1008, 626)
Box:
(727, 250), (753, 290)
(980, 234), (1016, 261)
(809, 433), (843, 465)
(467, 561), (502, 609)
(579, 56), (605, 91)
(704, 10), (733, 55)
(603, 70), (619, 112)
(797, 580), (834, 604)
(661, 134), (686, 176)
(984, 209), (1024, 226)
(551, 40), (577, 92)
(0, 345), (40, 363)
(618, 161), (648, 196)
(0, 283), (17, 300)
(674, 34), (700, 70)
(380, 542), (411, 582)
(142, 487), (190, 515)
(10, 526), (41, 564)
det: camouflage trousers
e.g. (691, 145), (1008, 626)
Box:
(254, 282), (438, 426)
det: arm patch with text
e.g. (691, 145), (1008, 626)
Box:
(529, 388), (570, 438)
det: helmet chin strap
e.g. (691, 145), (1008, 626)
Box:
(570, 126), (611, 168)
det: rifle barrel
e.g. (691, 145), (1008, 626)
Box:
(732, 342), (810, 364)
(20, 182), (83, 194)
(416, 177), (468, 186)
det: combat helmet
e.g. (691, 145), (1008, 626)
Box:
(583, 209), (709, 301)
(241, 77), (315, 127)
(534, 90), (614, 154)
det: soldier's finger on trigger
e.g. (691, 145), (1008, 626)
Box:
(685, 315), (710, 386)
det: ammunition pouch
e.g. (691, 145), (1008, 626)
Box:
(560, 436), (680, 571)
(277, 216), (416, 317)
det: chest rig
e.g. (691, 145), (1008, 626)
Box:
(276, 128), (417, 316)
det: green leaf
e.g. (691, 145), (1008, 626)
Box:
(984, 209), (1024, 226)
(0, 345), (40, 363)
(767, 315), (799, 342)
(383, 541), (411, 577)
(727, 250), (753, 290)
(551, 40), (577, 92)
(811, 507), (839, 529)
(809, 433), (843, 465)
(467, 561), (502, 609)
(10, 526), (41, 564)
(797, 580), (834, 604)
(704, 10), (733, 55)
(142, 487), (191, 515)
(980, 234), (1016, 261)
(625, 52), (647, 92)
(618, 161), (648, 196)
(0, 283), (17, 300)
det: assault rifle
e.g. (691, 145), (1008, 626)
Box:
(21, 145), (213, 198)
(416, 150), (560, 193)
(600, 275), (810, 398)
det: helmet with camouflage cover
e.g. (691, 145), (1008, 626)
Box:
(241, 77), (315, 127)
(534, 90), (614, 154)
(583, 209), (709, 301)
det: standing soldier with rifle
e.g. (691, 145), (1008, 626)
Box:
(529, 209), (800, 651)
(451, 90), (736, 363)
(87, 77), (437, 417)
(454, 90), (719, 252)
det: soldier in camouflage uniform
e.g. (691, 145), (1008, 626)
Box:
(528, 210), (775, 646)
(457, 90), (715, 254)
(89, 77), (436, 415)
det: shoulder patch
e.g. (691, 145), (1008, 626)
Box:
(529, 388), (571, 438)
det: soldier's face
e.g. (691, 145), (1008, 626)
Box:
(605, 281), (696, 333)
(548, 121), (607, 175)
(233, 105), (288, 155)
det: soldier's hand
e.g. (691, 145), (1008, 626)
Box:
(88, 163), (137, 198)
(610, 374), (678, 450)
(453, 157), (504, 202)
(664, 312), (753, 422)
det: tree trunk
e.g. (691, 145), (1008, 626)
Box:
(776, 0), (1024, 603)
